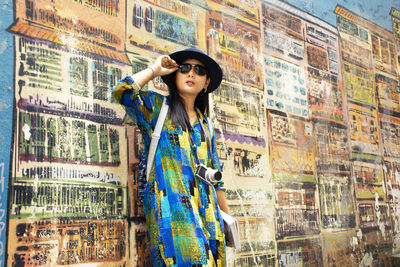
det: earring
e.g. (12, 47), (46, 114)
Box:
(203, 88), (207, 93)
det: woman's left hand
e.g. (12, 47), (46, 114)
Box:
(152, 55), (179, 77)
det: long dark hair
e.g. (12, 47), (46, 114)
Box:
(166, 71), (209, 131)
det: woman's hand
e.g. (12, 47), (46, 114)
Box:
(216, 190), (231, 215)
(151, 55), (179, 77)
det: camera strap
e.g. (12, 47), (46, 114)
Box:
(188, 116), (213, 167)
(188, 115), (220, 186)
(188, 128), (201, 167)
(198, 118), (212, 160)
(189, 111), (214, 168)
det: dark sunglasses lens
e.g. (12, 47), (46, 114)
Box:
(194, 65), (207, 76)
(179, 64), (191, 73)
(178, 64), (207, 76)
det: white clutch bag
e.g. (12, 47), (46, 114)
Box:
(220, 210), (240, 249)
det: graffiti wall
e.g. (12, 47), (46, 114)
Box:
(0, 0), (399, 266)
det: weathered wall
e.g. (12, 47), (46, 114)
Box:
(0, 0), (399, 266)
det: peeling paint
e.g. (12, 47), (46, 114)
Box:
(1, 0), (10, 10)
(0, 40), (6, 55)
(375, 191), (386, 240)
(0, 100), (9, 111)
(22, 123), (31, 141)
(360, 252), (374, 267)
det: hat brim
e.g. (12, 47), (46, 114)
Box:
(161, 49), (223, 93)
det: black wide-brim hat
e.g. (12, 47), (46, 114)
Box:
(161, 48), (223, 93)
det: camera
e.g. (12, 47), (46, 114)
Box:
(195, 163), (222, 184)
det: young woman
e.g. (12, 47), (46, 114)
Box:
(113, 48), (230, 266)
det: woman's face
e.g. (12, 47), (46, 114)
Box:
(175, 58), (210, 99)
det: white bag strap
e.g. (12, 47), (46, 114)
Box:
(207, 117), (214, 138)
(146, 97), (169, 181)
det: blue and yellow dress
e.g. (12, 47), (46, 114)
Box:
(113, 81), (226, 266)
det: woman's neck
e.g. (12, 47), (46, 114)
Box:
(180, 94), (197, 125)
(186, 105), (197, 126)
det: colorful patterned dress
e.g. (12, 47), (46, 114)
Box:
(114, 83), (226, 266)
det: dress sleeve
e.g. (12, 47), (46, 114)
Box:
(112, 76), (163, 135)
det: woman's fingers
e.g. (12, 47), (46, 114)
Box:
(156, 56), (178, 76)
(151, 56), (178, 77)
(161, 56), (178, 69)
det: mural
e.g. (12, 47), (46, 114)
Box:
(0, 0), (399, 266)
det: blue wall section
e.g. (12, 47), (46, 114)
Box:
(0, 0), (13, 266)
(284, 0), (400, 31)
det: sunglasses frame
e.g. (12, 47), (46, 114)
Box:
(178, 64), (208, 76)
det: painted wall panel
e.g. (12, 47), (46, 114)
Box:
(0, 0), (400, 266)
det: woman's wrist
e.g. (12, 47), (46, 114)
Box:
(148, 66), (156, 80)
(149, 62), (162, 79)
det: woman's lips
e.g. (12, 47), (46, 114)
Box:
(186, 81), (195, 86)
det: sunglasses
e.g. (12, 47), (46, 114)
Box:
(178, 64), (208, 76)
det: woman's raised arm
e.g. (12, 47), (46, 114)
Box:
(113, 55), (178, 102)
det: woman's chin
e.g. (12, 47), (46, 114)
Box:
(178, 87), (202, 98)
